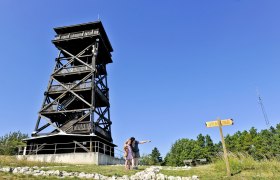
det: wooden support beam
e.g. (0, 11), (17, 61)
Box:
(73, 141), (90, 152)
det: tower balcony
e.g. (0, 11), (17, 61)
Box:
(53, 29), (99, 41)
(46, 82), (109, 108)
(49, 82), (92, 93)
(55, 65), (92, 75)
(54, 65), (106, 82)
(53, 66), (91, 82)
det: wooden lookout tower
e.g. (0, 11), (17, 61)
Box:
(23, 21), (116, 158)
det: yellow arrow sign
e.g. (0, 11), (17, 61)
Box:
(206, 119), (233, 128)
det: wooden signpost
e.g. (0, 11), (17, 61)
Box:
(206, 118), (233, 177)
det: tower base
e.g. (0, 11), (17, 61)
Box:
(17, 152), (124, 165)
(18, 133), (121, 165)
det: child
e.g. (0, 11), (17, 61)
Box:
(124, 139), (133, 170)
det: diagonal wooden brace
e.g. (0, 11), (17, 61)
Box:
(39, 115), (64, 133)
(40, 72), (93, 112)
(64, 111), (91, 132)
(73, 141), (90, 152)
(54, 43), (94, 75)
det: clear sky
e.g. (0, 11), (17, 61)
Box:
(0, 0), (280, 157)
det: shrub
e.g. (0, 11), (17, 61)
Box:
(0, 131), (28, 155)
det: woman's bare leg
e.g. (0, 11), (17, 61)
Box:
(125, 160), (129, 170)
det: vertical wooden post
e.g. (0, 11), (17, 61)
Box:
(90, 139), (92, 152)
(18, 146), (21, 155)
(54, 144), (57, 154)
(218, 120), (231, 177)
(23, 146), (26, 155)
(94, 141), (97, 152)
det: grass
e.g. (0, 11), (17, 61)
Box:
(212, 153), (280, 179)
(0, 155), (64, 168)
(0, 172), (71, 180)
(160, 153), (280, 179)
(1, 155), (280, 179)
(0, 156), (145, 177)
(161, 165), (226, 179)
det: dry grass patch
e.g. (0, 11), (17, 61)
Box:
(161, 164), (226, 179)
(161, 154), (280, 179)
(0, 156), (64, 167)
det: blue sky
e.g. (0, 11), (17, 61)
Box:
(1, 0), (280, 157)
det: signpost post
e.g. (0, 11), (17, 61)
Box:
(206, 118), (233, 177)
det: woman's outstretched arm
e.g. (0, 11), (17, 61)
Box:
(138, 140), (151, 144)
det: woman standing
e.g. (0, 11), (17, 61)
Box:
(124, 139), (133, 170)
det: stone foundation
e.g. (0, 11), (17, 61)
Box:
(17, 152), (124, 165)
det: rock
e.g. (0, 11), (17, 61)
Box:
(0, 165), (198, 180)
(61, 171), (72, 177)
(34, 169), (41, 173)
(113, 175), (118, 180)
(156, 173), (166, 180)
(94, 174), (101, 179)
(73, 172), (79, 176)
(144, 172), (156, 180)
(54, 170), (62, 176)
(168, 176), (176, 180)
(85, 173), (95, 178)
(2, 167), (13, 172)
(39, 171), (46, 176)
(20, 167), (30, 173)
(12, 167), (20, 173)
(25, 171), (33, 175)
(100, 175), (109, 180)
(182, 177), (191, 180)
(45, 170), (54, 176)
(121, 175), (130, 180)
(33, 170), (45, 176)
(78, 172), (86, 178)
(191, 175), (199, 180)
(130, 175), (140, 180)
(175, 176), (182, 180)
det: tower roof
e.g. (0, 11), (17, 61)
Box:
(54, 21), (113, 52)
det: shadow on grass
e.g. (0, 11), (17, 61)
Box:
(231, 170), (242, 176)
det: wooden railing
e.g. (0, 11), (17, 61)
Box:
(49, 82), (92, 92)
(56, 65), (91, 75)
(54, 29), (99, 41)
(18, 140), (123, 159)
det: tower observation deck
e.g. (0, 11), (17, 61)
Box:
(24, 21), (116, 155)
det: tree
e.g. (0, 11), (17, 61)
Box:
(151, 147), (161, 165)
(249, 127), (258, 139)
(0, 131), (28, 155)
(164, 138), (196, 166)
(140, 154), (154, 165)
(205, 135), (215, 160)
(275, 123), (280, 133)
(196, 134), (205, 148)
(164, 124), (280, 165)
(241, 131), (252, 152)
(140, 148), (162, 165)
